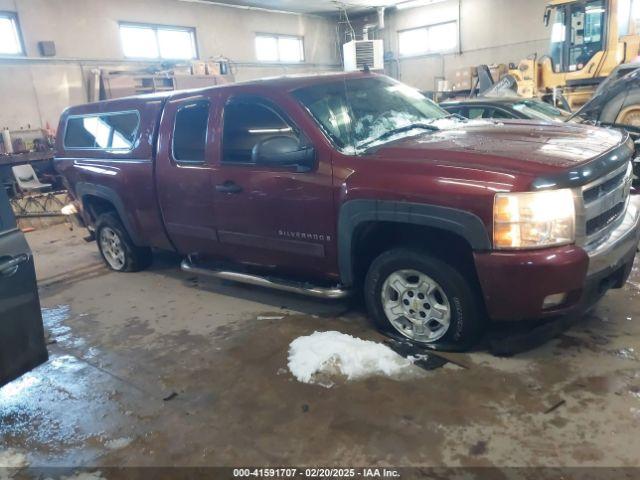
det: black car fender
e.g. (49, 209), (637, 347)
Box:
(337, 199), (491, 286)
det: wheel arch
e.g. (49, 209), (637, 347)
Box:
(338, 200), (491, 287)
(76, 182), (144, 246)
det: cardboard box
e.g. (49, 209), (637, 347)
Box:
(190, 61), (207, 75)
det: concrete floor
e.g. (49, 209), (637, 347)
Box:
(2, 224), (640, 472)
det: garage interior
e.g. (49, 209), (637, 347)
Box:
(2, 0), (640, 477)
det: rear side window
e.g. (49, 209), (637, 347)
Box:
(64, 111), (139, 151)
(172, 101), (209, 164)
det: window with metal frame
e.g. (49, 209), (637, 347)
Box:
(172, 101), (210, 164)
(119, 22), (197, 60)
(0, 12), (24, 55)
(398, 21), (458, 57)
(64, 111), (140, 151)
(255, 34), (304, 63)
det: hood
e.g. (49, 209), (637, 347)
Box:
(571, 65), (640, 124)
(371, 119), (626, 176)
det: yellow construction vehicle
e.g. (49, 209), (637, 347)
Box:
(509, 0), (640, 113)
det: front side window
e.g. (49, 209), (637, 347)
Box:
(120, 23), (197, 59)
(487, 108), (514, 119)
(468, 107), (488, 119)
(222, 97), (296, 164)
(398, 21), (457, 57)
(173, 101), (209, 164)
(64, 112), (139, 151)
(294, 76), (448, 153)
(0, 12), (23, 55)
(255, 34), (304, 63)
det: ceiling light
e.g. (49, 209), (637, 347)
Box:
(396, 0), (447, 10)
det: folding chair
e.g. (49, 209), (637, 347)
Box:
(11, 164), (52, 193)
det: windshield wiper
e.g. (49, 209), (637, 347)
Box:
(442, 113), (468, 122)
(359, 123), (440, 150)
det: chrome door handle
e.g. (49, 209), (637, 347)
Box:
(0, 254), (29, 276)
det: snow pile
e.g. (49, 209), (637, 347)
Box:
(0, 448), (28, 468)
(287, 331), (416, 386)
(104, 437), (132, 450)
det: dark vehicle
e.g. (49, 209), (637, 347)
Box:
(0, 186), (48, 387)
(55, 72), (640, 349)
(569, 65), (640, 127)
(441, 97), (571, 122)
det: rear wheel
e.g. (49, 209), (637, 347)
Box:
(364, 248), (483, 350)
(96, 212), (152, 272)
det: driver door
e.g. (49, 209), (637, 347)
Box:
(211, 92), (335, 277)
(0, 186), (48, 387)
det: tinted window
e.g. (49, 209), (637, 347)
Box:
(173, 101), (209, 163)
(64, 112), (139, 151)
(222, 98), (294, 164)
(489, 108), (514, 119)
(468, 107), (486, 119)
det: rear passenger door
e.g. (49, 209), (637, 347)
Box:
(156, 93), (219, 255)
(0, 186), (48, 387)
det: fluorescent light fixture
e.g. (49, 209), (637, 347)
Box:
(396, 0), (447, 10)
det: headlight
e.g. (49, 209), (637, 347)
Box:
(493, 189), (575, 249)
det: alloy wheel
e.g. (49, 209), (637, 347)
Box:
(380, 269), (452, 343)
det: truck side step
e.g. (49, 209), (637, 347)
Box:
(180, 258), (351, 300)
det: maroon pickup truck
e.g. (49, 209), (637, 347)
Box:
(55, 72), (640, 349)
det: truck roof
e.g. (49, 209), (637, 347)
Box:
(64, 71), (375, 115)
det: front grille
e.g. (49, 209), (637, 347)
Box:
(583, 169), (626, 203)
(579, 161), (633, 245)
(586, 202), (625, 236)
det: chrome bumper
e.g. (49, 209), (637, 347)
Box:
(585, 195), (640, 277)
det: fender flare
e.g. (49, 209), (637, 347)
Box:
(338, 199), (491, 286)
(75, 182), (144, 246)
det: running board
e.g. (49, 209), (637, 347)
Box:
(180, 258), (351, 300)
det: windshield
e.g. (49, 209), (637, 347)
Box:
(292, 76), (448, 153)
(511, 100), (571, 122)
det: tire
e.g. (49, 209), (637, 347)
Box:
(364, 248), (483, 350)
(95, 212), (152, 272)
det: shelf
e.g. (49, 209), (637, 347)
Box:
(0, 150), (54, 166)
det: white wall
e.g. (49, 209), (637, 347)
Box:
(380, 0), (550, 90)
(0, 0), (340, 131)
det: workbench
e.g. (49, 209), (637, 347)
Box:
(0, 150), (54, 166)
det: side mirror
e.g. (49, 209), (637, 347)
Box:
(251, 136), (316, 172)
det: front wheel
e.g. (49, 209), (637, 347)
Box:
(364, 248), (484, 350)
(96, 212), (152, 272)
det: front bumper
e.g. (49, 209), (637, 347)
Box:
(474, 197), (640, 321)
